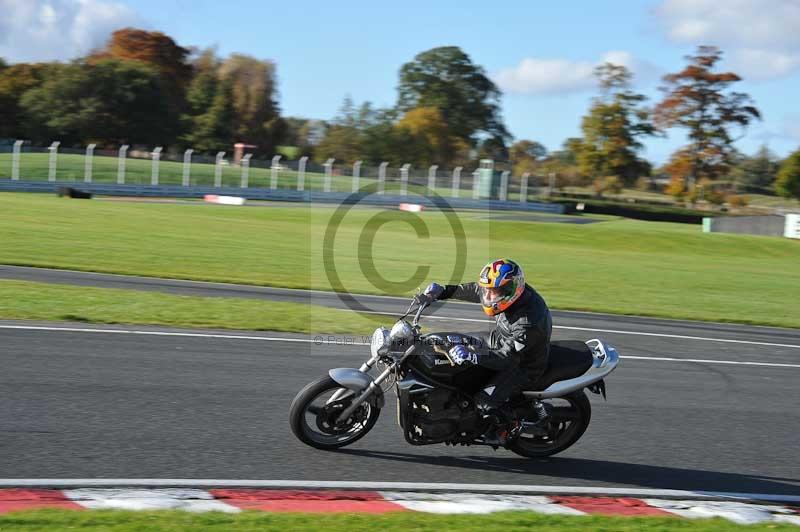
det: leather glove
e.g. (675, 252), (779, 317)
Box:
(449, 344), (478, 365)
(415, 282), (443, 305)
(424, 283), (444, 299)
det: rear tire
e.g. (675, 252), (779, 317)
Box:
(289, 376), (381, 450)
(508, 391), (591, 458)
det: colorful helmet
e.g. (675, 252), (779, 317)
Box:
(477, 258), (525, 316)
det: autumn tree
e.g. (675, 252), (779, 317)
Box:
(577, 63), (654, 185)
(86, 28), (193, 144)
(654, 46), (760, 189)
(219, 53), (284, 153)
(314, 96), (369, 164)
(396, 106), (471, 167)
(0, 62), (53, 139)
(92, 28), (192, 90)
(776, 148), (800, 200)
(397, 46), (509, 159)
(510, 140), (547, 176)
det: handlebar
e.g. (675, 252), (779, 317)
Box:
(399, 297), (430, 327)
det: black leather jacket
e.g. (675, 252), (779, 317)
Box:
(440, 282), (552, 379)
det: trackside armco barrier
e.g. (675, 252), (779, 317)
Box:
(0, 180), (566, 214)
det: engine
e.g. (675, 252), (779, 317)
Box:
(396, 371), (480, 444)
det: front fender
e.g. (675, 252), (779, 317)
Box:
(329, 368), (385, 408)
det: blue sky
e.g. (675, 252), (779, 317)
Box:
(2, 0), (799, 163)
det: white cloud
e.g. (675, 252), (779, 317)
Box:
(493, 51), (656, 95)
(655, 0), (800, 79)
(0, 0), (140, 63)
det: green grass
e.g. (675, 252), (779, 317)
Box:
(0, 280), (384, 333)
(0, 153), (365, 192)
(0, 153), (536, 200)
(1, 192), (798, 328)
(0, 509), (794, 531)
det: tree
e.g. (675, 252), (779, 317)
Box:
(730, 145), (779, 192)
(396, 106), (457, 167)
(314, 96), (368, 164)
(776, 148), (800, 200)
(92, 28), (192, 90)
(397, 46), (509, 154)
(577, 63), (655, 185)
(219, 53), (284, 153)
(20, 59), (173, 146)
(92, 28), (193, 143)
(654, 46), (760, 187)
(536, 138), (586, 188)
(0, 62), (53, 138)
(509, 140), (547, 176)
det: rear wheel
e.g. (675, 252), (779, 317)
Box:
(508, 391), (591, 458)
(289, 376), (381, 450)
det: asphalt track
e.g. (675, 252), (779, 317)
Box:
(1, 265), (799, 496)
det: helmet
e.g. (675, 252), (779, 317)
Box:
(477, 258), (525, 316)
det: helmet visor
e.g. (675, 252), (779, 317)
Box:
(480, 282), (516, 308)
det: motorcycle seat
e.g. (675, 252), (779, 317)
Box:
(530, 340), (594, 390)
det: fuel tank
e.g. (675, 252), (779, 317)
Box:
(407, 332), (494, 393)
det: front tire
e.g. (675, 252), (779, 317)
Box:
(289, 376), (381, 450)
(508, 391), (592, 458)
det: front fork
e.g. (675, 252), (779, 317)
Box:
(328, 354), (379, 403)
(335, 364), (393, 423)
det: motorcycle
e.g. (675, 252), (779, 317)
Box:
(290, 298), (619, 457)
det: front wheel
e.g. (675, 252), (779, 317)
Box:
(508, 391), (592, 458)
(289, 376), (381, 450)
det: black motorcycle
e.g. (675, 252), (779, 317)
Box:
(290, 298), (619, 457)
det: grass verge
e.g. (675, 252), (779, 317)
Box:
(0, 280), (385, 334)
(1, 193), (798, 328)
(0, 509), (795, 532)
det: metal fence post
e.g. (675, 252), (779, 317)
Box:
(241, 153), (252, 188)
(451, 166), (461, 198)
(270, 155), (282, 189)
(400, 164), (410, 195)
(520, 172), (529, 203)
(11, 140), (23, 180)
(117, 145), (129, 184)
(297, 156), (307, 191)
(378, 162), (388, 194)
(182, 149), (193, 186)
(472, 169), (480, 199)
(324, 158), (334, 192)
(428, 165), (438, 193)
(352, 160), (362, 192)
(84, 144), (95, 183)
(500, 170), (510, 202)
(151, 146), (162, 185)
(47, 141), (60, 182)
(215, 151), (225, 187)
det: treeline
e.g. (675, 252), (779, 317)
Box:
(0, 29), (284, 156)
(1, 30), (799, 199)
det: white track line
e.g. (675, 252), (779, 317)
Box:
(623, 355), (800, 368)
(347, 310), (800, 350)
(1, 324), (798, 368)
(1, 479), (798, 503)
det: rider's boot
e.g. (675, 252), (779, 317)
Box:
(480, 407), (520, 446)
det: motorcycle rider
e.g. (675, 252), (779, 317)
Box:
(418, 258), (552, 445)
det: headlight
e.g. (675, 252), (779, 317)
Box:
(389, 320), (415, 349)
(371, 327), (390, 357)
